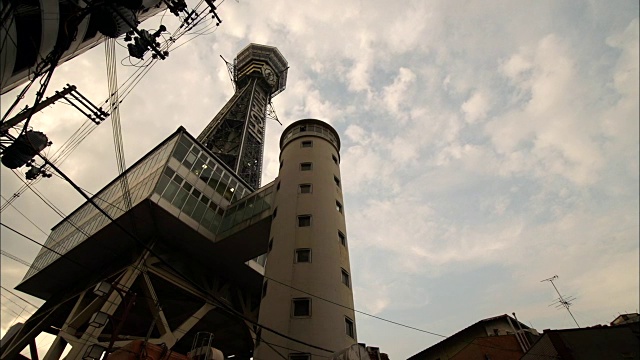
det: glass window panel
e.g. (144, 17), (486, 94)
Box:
(201, 208), (216, 229)
(164, 167), (175, 178)
(208, 167), (223, 189)
(162, 181), (179, 202)
(192, 189), (202, 199)
(173, 174), (184, 185)
(183, 182), (193, 192)
(193, 157), (206, 175)
(192, 201), (207, 222)
(183, 194), (198, 217)
(341, 269), (350, 287)
(172, 188), (190, 209)
(345, 317), (354, 338)
(298, 215), (311, 227)
(295, 249), (311, 263)
(178, 134), (193, 149)
(224, 180), (237, 201)
(209, 211), (222, 233)
(183, 151), (197, 169)
(339, 231), (346, 246)
(292, 298), (311, 317)
(216, 173), (230, 197)
(172, 143), (189, 162)
(199, 166), (213, 184)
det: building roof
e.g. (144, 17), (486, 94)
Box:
(522, 323), (640, 360)
(407, 314), (531, 360)
(450, 334), (524, 360)
(279, 118), (341, 150)
(611, 312), (639, 326)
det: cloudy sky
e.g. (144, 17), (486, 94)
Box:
(1, 0), (638, 358)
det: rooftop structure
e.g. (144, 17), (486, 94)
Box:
(522, 324), (640, 360)
(5, 127), (270, 359)
(408, 314), (539, 360)
(197, 43), (288, 189)
(1, 42), (356, 360)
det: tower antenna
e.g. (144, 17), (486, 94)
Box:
(541, 275), (580, 328)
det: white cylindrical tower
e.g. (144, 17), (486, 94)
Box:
(255, 119), (356, 359)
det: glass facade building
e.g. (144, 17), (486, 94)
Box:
(22, 127), (274, 282)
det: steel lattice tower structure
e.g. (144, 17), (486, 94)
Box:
(197, 44), (288, 189)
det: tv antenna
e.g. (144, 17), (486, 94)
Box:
(542, 275), (580, 328)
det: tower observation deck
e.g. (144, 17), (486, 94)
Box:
(197, 44), (288, 189)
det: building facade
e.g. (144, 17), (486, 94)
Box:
(197, 43), (288, 189)
(255, 119), (357, 359)
(2, 40), (355, 359)
(407, 314), (539, 360)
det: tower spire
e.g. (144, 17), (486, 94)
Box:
(197, 44), (288, 189)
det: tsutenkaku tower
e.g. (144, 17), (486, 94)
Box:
(197, 44), (288, 189)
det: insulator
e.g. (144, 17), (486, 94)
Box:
(1, 131), (50, 169)
(93, 5), (137, 38)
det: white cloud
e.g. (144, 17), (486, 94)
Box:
(382, 67), (416, 120)
(1, 3), (638, 359)
(461, 91), (491, 124)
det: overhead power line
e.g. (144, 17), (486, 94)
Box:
(1, 250), (37, 270)
(0, 285), (39, 308)
(264, 274), (446, 338)
(0, 293), (34, 316)
(26, 156), (337, 354)
(0, 222), (86, 270)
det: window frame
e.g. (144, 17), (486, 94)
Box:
(292, 298), (311, 317)
(295, 248), (312, 263)
(300, 162), (313, 171)
(338, 231), (346, 246)
(345, 316), (355, 338)
(336, 200), (343, 213)
(299, 183), (312, 194)
(341, 268), (350, 288)
(298, 215), (311, 227)
(301, 140), (313, 148)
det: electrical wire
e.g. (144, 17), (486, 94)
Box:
(29, 157), (337, 354)
(1, 250), (40, 271)
(0, 293), (34, 316)
(105, 38), (133, 212)
(264, 274), (446, 338)
(0, 171), (562, 358)
(261, 339), (331, 359)
(1, 118), (98, 214)
(0, 223), (86, 270)
(0, 194), (50, 236)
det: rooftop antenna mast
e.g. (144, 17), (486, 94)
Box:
(542, 275), (580, 328)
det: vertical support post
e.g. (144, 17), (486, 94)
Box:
(42, 336), (67, 360)
(28, 339), (39, 360)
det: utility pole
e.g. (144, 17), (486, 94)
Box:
(542, 275), (580, 328)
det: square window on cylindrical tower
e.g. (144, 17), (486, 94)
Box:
(297, 215), (311, 227)
(295, 249), (311, 263)
(292, 298), (311, 317)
